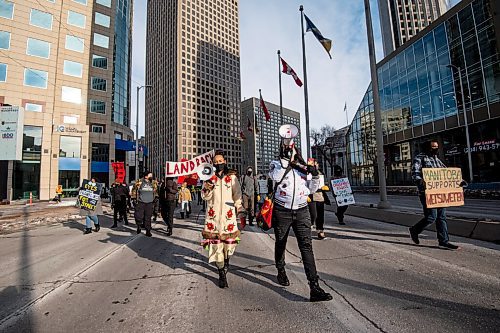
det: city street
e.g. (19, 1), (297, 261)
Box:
(0, 206), (499, 333)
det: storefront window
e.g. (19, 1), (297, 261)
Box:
(12, 126), (43, 199)
(59, 136), (81, 158)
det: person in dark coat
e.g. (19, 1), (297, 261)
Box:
(159, 177), (178, 236)
(110, 178), (130, 228)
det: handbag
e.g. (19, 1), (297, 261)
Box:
(256, 166), (292, 231)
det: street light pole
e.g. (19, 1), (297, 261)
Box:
(135, 84), (152, 181)
(448, 65), (474, 182)
(363, 0), (390, 209)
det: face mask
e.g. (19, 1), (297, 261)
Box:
(247, 170), (252, 176)
(148, 177), (153, 181)
(430, 148), (438, 156)
(215, 163), (226, 172)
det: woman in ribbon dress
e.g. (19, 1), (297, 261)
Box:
(201, 151), (246, 288)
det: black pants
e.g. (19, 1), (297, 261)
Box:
(113, 200), (128, 225)
(197, 193), (203, 205)
(160, 200), (176, 230)
(336, 205), (348, 220)
(273, 205), (318, 282)
(308, 201), (325, 230)
(135, 201), (154, 231)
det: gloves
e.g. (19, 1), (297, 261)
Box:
(459, 180), (468, 187)
(257, 195), (261, 201)
(307, 165), (319, 176)
(321, 185), (330, 191)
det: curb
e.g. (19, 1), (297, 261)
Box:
(325, 205), (500, 244)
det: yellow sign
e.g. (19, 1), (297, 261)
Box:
(422, 167), (464, 208)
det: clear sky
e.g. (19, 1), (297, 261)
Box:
(131, 0), (461, 146)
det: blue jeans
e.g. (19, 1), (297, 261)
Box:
(86, 215), (99, 228)
(411, 194), (449, 244)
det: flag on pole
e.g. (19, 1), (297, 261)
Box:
(239, 130), (246, 140)
(281, 57), (303, 87)
(247, 117), (253, 132)
(304, 14), (332, 59)
(260, 92), (271, 121)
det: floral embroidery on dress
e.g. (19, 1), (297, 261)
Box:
(208, 207), (216, 219)
(227, 223), (235, 232)
(207, 222), (215, 231)
(224, 175), (232, 189)
(226, 209), (233, 219)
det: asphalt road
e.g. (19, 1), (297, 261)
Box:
(0, 207), (499, 333)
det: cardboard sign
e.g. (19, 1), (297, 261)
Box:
(111, 162), (125, 183)
(423, 167), (464, 208)
(78, 179), (102, 211)
(258, 179), (268, 194)
(331, 178), (355, 207)
(165, 150), (215, 177)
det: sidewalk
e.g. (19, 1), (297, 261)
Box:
(325, 193), (500, 244)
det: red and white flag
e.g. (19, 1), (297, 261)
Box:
(260, 92), (271, 121)
(281, 57), (303, 87)
(247, 117), (253, 132)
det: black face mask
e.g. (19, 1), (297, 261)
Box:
(430, 148), (439, 156)
(215, 163), (226, 173)
(148, 177), (153, 181)
(247, 171), (252, 176)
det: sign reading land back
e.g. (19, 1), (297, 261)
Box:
(422, 168), (464, 209)
(78, 179), (102, 211)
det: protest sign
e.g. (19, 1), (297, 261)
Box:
(78, 179), (102, 211)
(166, 150), (215, 177)
(258, 179), (268, 194)
(330, 178), (355, 207)
(111, 162), (125, 183)
(422, 167), (464, 208)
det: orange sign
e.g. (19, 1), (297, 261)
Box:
(423, 167), (464, 208)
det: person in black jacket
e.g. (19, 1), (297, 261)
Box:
(159, 177), (178, 236)
(110, 178), (130, 228)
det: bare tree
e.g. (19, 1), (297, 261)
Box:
(310, 125), (336, 168)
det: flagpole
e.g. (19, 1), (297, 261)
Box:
(300, 5), (311, 159)
(345, 102), (349, 127)
(364, 0), (390, 209)
(278, 50), (284, 126)
(253, 100), (258, 174)
(258, 89), (265, 174)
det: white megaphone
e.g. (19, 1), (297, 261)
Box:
(196, 163), (215, 181)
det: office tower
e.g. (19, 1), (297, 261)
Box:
(145, 0), (241, 176)
(378, 0), (450, 55)
(241, 98), (301, 175)
(0, 0), (134, 201)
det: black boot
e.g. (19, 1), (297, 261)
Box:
(95, 224), (100, 232)
(145, 229), (152, 237)
(180, 212), (184, 219)
(83, 228), (92, 234)
(136, 225), (141, 234)
(218, 268), (228, 288)
(224, 258), (230, 273)
(248, 216), (254, 226)
(309, 280), (333, 302)
(110, 223), (117, 229)
(277, 268), (290, 286)
(166, 227), (172, 236)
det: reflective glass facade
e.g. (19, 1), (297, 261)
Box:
(348, 0), (500, 186)
(111, 0), (131, 127)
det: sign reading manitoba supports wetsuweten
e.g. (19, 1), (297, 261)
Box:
(331, 178), (355, 207)
(422, 167), (464, 208)
(78, 180), (102, 211)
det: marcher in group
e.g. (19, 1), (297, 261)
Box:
(159, 177), (177, 236)
(110, 178), (130, 228)
(240, 166), (258, 225)
(269, 124), (333, 302)
(178, 181), (192, 219)
(201, 150), (245, 288)
(409, 140), (461, 250)
(55, 185), (63, 203)
(332, 165), (348, 225)
(82, 178), (102, 234)
(197, 186), (203, 206)
(307, 159), (330, 240)
(256, 174), (268, 212)
(131, 171), (159, 237)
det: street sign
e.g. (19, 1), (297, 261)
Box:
(0, 106), (24, 160)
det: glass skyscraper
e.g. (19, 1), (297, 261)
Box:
(348, 0), (500, 186)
